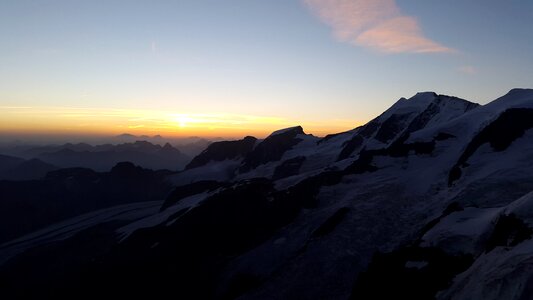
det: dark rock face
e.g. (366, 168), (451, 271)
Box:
(406, 96), (479, 135)
(351, 247), (473, 300)
(350, 199), (473, 300)
(342, 133), (437, 175)
(435, 132), (456, 141)
(449, 108), (533, 185)
(282, 170), (345, 209)
(485, 214), (533, 252)
(375, 113), (414, 143)
(272, 156), (306, 180)
(386, 134), (436, 157)
(337, 113), (401, 161)
(240, 127), (305, 172)
(405, 100), (441, 133)
(338, 135), (364, 161)
(417, 202), (464, 243)
(186, 136), (257, 170)
(337, 112), (415, 162)
(344, 150), (380, 174)
(337, 116), (392, 162)
(349, 208), (531, 300)
(359, 119), (380, 138)
(311, 207), (350, 238)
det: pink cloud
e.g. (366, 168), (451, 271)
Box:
(303, 0), (454, 54)
(356, 16), (454, 53)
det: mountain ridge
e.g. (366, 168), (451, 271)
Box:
(2, 89), (533, 299)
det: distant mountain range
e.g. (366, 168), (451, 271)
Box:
(0, 162), (174, 244)
(2, 89), (533, 299)
(35, 141), (189, 171)
(113, 134), (221, 157)
(0, 140), (193, 176)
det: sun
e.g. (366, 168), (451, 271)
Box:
(175, 115), (193, 128)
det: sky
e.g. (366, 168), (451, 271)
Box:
(1, 0), (532, 139)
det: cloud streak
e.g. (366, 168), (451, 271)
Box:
(303, 0), (454, 54)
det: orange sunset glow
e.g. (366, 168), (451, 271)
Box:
(1, 106), (358, 138)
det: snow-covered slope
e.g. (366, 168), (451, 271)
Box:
(2, 89), (533, 300)
(0, 201), (162, 265)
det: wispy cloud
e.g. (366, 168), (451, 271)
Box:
(303, 0), (454, 54)
(458, 65), (477, 75)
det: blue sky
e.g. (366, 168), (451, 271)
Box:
(1, 0), (532, 137)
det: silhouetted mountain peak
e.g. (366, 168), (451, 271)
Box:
(414, 91), (438, 98)
(337, 92), (478, 160)
(110, 161), (144, 177)
(508, 87), (533, 94)
(495, 88), (533, 103)
(240, 126), (307, 172)
(186, 136), (257, 170)
(242, 135), (257, 142)
(159, 143), (183, 157)
(394, 91), (476, 110)
(268, 126), (305, 137)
